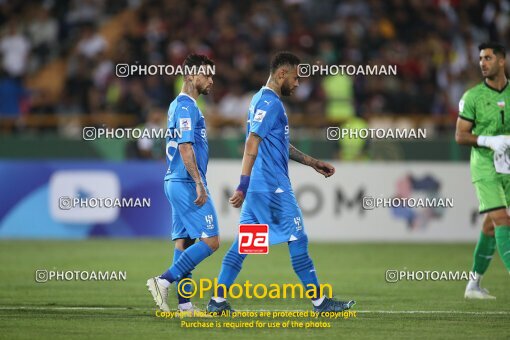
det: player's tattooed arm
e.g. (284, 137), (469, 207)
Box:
(229, 133), (262, 208)
(179, 142), (207, 206)
(179, 143), (202, 183)
(289, 144), (336, 178)
(289, 144), (316, 166)
(241, 133), (262, 176)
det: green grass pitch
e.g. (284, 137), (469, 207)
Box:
(0, 240), (508, 339)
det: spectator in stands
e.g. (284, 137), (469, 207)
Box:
(216, 82), (253, 127)
(66, 0), (104, 27)
(64, 56), (93, 114)
(128, 107), (166, 159)
(75, 23), (107, 61)
(0, 20), (31, 78)
(27, 6), (58, 70)
(4, 0), (510, 138)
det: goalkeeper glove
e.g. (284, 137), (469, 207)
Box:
(477, 135), (510, 154)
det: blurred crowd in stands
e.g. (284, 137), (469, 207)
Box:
(0, 0), (509, 136)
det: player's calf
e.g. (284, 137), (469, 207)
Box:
(207, 239), (247, 312)
(488, 210), (510, 273)
(173, 238), (197, 310)
(147, 237), (218, 311)
(466, 214), (497, 300)
(159, 239), (216, 283)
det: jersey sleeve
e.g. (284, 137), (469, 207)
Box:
(249, 101), (281, 139)
(175, 104), (197, 144)
(458, 90), (476, 122)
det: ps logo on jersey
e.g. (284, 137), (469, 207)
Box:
(238, 224), (269, 254)
(179, 118), (191, 131)
(254, 109), (267, 123)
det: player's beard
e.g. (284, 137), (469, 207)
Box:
(198, 83), (211, 95)
(280, 79), (294, 97)
(482, 64), (499, 80)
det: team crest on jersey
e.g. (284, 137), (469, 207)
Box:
(497, 100), (505, 108)
(179, 118), (191, 131)
(205, 214), (214, 229)
(254, 109), (267, 122)
(294, 217), (302, 231)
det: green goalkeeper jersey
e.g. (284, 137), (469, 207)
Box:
(458, 80), (510, 182)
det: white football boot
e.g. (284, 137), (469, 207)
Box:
(147, 277), (171, 311)
(464, 273), (496, 300)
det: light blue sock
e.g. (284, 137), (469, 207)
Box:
(288, 235), (320, 300)
(216, 239), (247, 298)
(160, 241), (213, 283)
(173, 248), (192, 304)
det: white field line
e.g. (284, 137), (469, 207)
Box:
(0, 306), (508, 315)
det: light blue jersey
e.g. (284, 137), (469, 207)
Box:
(241, 86), (304, 245)
(164, 92), (218, 240)
(247, 86), (291, 193)
(165, 93), (209, 185)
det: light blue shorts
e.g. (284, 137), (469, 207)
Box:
(164, 181), (219, 240)
(239, 190), (306, 245)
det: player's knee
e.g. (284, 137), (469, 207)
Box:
(202, 236), (220, 252)
(183, 237), (196, 249)
(494, 220), (510, 229)
(210, 241), (220, 252)
(482, 219), (495, 235)
(491, 216), (510, 227)
(174, 239), (186, 251)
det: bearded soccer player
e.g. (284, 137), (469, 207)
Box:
(455, 42), (510, 299)
(206, 52), (355, 313)
(147, 54), (220, 312)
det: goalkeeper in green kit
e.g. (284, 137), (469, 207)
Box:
(455, 42), (510, 299)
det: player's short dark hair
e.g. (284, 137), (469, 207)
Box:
(478, 42), (506, 58)
(182, 54), (215, 75)
(270, 52), (301, 74)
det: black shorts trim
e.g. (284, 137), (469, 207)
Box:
(479, 205), (507, 214)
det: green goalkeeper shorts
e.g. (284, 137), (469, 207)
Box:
(474, 175), (510, 214)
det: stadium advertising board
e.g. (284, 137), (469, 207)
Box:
(0, 161), (479, 241)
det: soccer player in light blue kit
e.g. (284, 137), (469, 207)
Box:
(207, 52), (355, 313)
(147, 54), (219, 313)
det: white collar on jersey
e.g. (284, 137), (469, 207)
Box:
(261, 86), (280, 98)
(178, 92), (198, 104)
